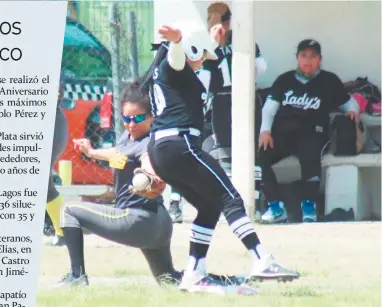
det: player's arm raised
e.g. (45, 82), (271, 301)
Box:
(158, 25), (185, 71)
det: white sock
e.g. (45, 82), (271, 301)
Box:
(170, 192), (181, 202)
(249, 244), (268, 261)
(184, 256), (206, 276)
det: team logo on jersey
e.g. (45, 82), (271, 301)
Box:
(282, 90), (321, 110)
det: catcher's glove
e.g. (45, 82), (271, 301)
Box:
(128, 168), (166, 199)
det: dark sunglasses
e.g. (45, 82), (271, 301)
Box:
(122, 113), (148, 124)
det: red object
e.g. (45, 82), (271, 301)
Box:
(369, 102), (382, 116)
(100, 92), (113, 129)
(56, 99), (114, 185)
(352, 93), (368, 113)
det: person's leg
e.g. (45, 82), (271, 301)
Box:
(211, 94), (233, 178)
(141, 204), (181, 285)
(254, 90), (264, 218)
(141, 246), (182, 285)
(149, 134), (299, 287)
(168, 187), (183, 224)
(295, 134), (327, 222)
(148, 136), (227, 289)
(46, 109), (68, 246)
(258, 133), (293, 223)
(58, 200), (174, 286)
(180, 135), (299, 282)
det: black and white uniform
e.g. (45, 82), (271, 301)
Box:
(259, 69), (356, 202)
(147, 43), (259, 264)
(201, 31), (266, 175)
(61, 131), (178, 283)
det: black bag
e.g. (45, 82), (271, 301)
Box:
(331, 114), (363, 156)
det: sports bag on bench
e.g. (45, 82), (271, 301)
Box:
(330, 114), (365, 156)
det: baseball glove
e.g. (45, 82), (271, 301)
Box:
(129, 167), (166, 199)
(128, 153), (166, 199)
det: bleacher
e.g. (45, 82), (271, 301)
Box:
(272, 113), (381, 221)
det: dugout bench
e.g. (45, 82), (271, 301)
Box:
(271, 113), (381, 221)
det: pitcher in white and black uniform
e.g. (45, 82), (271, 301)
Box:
(258, 39), (360, 224)
(141, 20), (299, 293)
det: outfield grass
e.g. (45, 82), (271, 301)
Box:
(37, 207), (381, 307)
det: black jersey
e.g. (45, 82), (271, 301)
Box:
(150, 57), (206, 132)
(114, 131), (163, 210)
(268, 70), (350, 133)
(202, 30), (262, 96)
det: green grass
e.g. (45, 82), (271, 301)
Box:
(37, 282), (380, 307)
(37, 221), (381, 306)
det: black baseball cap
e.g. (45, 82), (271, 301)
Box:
(297, 39), (321, 55)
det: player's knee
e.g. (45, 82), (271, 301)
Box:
(222, 196), (246, 218)
(196, 206), (221, 225)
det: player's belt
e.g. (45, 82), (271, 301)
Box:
(216, 92), (231, 96)
(153, 127), (201, 140)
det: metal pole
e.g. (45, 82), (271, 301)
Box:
(231, 0), (256, 219)
(109, 2), (123, 140)
(129, 11), (139, 80)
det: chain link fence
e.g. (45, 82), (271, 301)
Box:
(55, 1), (154, 186)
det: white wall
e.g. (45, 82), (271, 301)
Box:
(154, 0), (381, 89)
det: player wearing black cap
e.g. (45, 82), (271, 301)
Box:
(259, 39), (360, 224)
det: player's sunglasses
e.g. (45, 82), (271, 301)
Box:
(122, 113), (148, 124)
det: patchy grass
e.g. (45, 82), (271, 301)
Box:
(37, 205), (381, 307)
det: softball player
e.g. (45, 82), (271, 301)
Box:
(203, 4), (267, 179)
(144, 21), (299, 293)
(56, 84), (181, 287)
(258, 39), (360, 224)
(167, 93), (214, 224)
(45, 72), (69, 247)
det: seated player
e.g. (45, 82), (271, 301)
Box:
(258, 39), (360, 224)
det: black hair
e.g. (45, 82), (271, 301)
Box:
(138, 43), (169, 95)
(120, 42), (169, 115)
(120, 79), (152, 114)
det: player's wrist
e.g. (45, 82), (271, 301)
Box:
(260, 130), (271, 135)
(87, 148), (96, 159)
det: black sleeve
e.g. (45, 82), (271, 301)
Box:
(330, 73), (351, 107)
(266, 74), (286, 103)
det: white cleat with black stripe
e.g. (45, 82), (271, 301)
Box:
(250, 255), (300, 283)
(179, 271), (257, 296)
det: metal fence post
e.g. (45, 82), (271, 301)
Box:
(109, 2), (123, 140)
(129, 11), (139, 80)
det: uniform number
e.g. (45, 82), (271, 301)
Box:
(152, 84), (166, 116)
(218, 57), (231, 87)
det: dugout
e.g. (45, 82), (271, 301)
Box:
(153, 0), (381, 221)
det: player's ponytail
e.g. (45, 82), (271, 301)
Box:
(138, 42), (169, 95)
